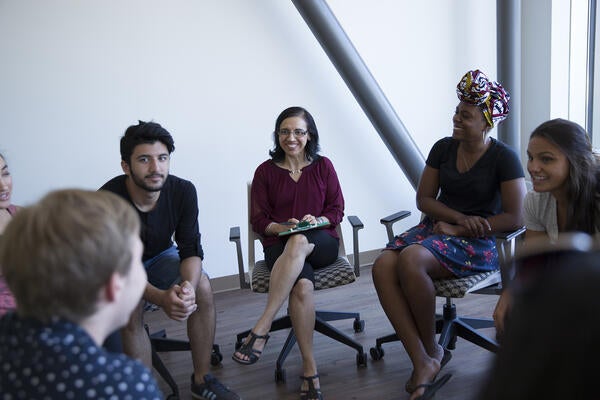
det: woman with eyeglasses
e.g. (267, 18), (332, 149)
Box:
(371, 70), (527, 400)
(0, 153), (21, 316)
(493, 118), (600, 338)
(232, 106), (343, 400)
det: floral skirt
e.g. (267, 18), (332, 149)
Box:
(385, 217), (498, 277)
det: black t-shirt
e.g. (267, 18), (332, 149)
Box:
(426, 137), (524, 218)
(100, 174), (204, 262)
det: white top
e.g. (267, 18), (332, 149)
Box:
(524, 190), (600, 241)
(524, 191), (559, 241)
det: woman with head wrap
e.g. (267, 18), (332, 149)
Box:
(372, 70), (527, 400)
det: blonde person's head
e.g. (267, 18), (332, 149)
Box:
(0, 189), (140, 323)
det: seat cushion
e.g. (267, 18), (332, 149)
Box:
(251, 256), (356, 293)
(434, 270), (498, 298)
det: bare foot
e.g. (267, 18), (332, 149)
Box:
(405, 371), (416, 393)
(429, 343), (445, 362)
(408, 345), (447, 393)
(409, 356), (441, 400)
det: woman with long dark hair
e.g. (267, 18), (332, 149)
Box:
(494, 118), (600, 335)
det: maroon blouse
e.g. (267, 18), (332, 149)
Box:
(250, 157), (345, 248)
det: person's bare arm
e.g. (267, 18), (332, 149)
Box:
(416, 165), (467, 224)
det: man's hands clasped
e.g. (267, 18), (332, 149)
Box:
(161, 280), (197, 321)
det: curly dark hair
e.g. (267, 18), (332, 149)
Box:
(120, 120), (175, 165)
(269, 106), (321, 162)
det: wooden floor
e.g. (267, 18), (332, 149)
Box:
(144, 265), (497, 400)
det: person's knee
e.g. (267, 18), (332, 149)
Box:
(372, 251), (397, 281)
(291, 278), (314, 301)
(195, 273), (214, 306)
(396, 246), (435, 280)
(285, 234), (314, 256)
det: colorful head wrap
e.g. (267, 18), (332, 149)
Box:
(456, 69), (510, 128)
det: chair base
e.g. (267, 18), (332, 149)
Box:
(370, 301), (498, 360)
(436, 302), (498, 352)
(147, 327), (223, 399)
(235, 310), (367, 382)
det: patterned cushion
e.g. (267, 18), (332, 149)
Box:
(251, 256), (356, 293)
(433, 271), (497, 298)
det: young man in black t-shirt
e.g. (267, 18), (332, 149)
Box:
(101, 121), (240, 400)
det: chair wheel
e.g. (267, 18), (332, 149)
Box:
(210, 349), (223, 366)
(353, 319), (365, 333)
(275, 368), (286, 383)
(370, 346), (384, 361)
(356, 352), (368, 367)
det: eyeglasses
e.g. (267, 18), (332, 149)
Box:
(277, 129), (308, 137)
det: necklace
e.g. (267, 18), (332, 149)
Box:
(459, 151), (473, 172)
(459, 138), (490, 172)
(280, 159), (311, 175)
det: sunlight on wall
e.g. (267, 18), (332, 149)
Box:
(550, 0), (592, 131)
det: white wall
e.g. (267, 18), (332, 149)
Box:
(0, 0), (498, 279)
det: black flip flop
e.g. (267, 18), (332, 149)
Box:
(413, 373), (452, 400)
(406, 348), (452, 393)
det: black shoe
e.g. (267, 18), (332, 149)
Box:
(191, 373), (241, 400)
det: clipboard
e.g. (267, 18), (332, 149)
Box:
(278, 220), (330, 236)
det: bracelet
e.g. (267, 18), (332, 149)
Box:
(265, 222), (275, 235)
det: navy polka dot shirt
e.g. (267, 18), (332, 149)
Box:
(0, 313), (163, 399)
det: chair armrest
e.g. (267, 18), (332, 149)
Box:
(496, 226), (526, 242)
(380, 210), (412, 242)
(347, 215), (364, 277)
(496, 226), (526, 291)
(229, 226), (250, 289)
(229, 226), (240, 241)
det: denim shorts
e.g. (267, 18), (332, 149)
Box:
(143, 245), (208, 310)
(144, 245), (210, 289)
(144, 246), (182, 290)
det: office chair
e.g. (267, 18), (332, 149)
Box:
(228, 184), (367, 383)
(369, 210), (525, 360)
(145, 315), (223, 399)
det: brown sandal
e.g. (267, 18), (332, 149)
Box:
(232, 331), (270, 365)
